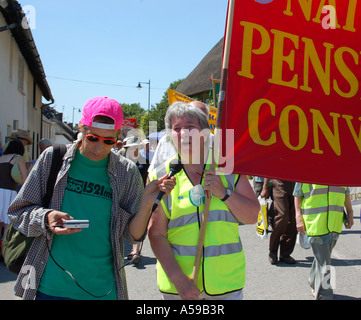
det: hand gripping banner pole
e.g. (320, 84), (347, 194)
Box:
(192, 0), (236, 284)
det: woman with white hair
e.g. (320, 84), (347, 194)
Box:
(148, 102), (259, 300)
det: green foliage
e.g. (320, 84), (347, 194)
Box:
(120, 103), (145, 127)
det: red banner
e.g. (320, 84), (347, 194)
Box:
(122, 118), (137, 129)
(221, 0), (361, 186)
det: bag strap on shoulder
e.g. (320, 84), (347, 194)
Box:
(42, 144), (67, 208)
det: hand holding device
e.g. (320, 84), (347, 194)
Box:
(151, 159), (183, 212)
(47, 210), (88, 235)
(62, 220), (89, 229)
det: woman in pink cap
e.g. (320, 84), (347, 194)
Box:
(8, 97), (175, 300)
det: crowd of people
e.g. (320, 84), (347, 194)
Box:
(0, 130), (53, 253)
(0, 96), (356, 300)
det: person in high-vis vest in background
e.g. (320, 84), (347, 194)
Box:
(294, 184), (353, 300)
(148, 102), (259, 300)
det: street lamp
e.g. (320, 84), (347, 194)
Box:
(72, 106), (81, 130)
(137, 79), (151, 114)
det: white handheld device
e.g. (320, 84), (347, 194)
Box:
(62, 220), (89, 229)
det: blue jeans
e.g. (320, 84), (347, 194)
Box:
(35, 291), (74, 300)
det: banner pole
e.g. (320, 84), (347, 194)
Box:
(216, 0), (235, 128)
(192, 0), (236, 285)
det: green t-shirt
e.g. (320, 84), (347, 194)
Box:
(38, 150), (117, 300)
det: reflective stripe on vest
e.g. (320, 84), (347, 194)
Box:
(301, 184), (346, 236)
(302, 205), (345, 216)
(149, 156), (246, 295)
(302, 185), (346, 200)
(171, 241), (243, 257)
(168, 210), (239, 230)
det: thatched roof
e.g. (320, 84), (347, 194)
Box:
(176, 38), (223, 97)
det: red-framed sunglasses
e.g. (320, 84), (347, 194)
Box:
(85, 134), (117, 146)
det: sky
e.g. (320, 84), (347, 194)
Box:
(18, 0), (228, 124)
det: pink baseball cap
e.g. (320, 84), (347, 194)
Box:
(80, 97), (124, 130)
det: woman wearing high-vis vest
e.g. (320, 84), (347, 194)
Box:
(148, 102), (259, 300)
(294, 183), (353, 300)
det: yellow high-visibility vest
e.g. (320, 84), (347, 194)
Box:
(301, 184), (346, 236)
(149, 157), (246, 296)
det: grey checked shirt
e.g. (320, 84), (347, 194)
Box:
(8, 141), (144, 300)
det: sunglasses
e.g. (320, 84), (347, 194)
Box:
(85, 134), (117, 146)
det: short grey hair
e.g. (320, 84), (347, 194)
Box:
(165, 102), (210, 131)
(38, 138), (53, 149)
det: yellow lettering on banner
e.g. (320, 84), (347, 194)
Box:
(284, 0), (314, 21)
(342, 115), (361, 152)
(311, 110), (341, 156)
(241, 2), (361, 159)
(247, 98), (361, 156)
(269, 29), (299, 89)
(237, 21), (270, 79)
(344, 0), (358, 32)
(284, 0), (358, 31)
(301, 38), (334, 95)
(279, 105), (308, 150)
(249, 98), (312, 151)
(333, 47), (359, 98)
(237, 21), (361, 100)
(248, 99), (276, 146)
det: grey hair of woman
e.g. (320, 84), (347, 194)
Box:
(165, 102), (210, 131)
(164, 101), (211, 149)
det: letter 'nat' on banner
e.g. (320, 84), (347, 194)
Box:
(221, 0), (361, 186)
